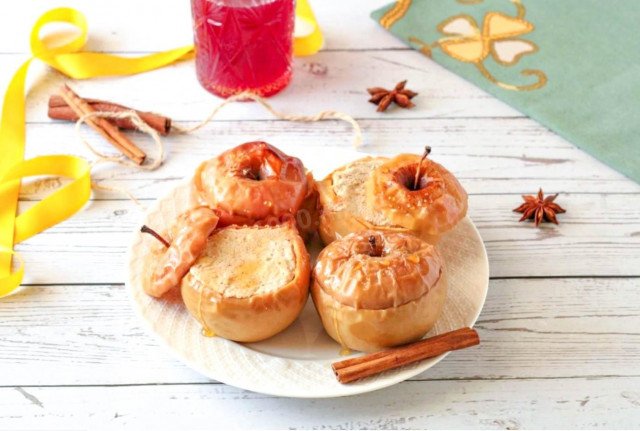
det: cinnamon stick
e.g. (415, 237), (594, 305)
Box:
(57, 85), (146, 165)
(332, 327), (479, 384)
(48, 95), (171, 136)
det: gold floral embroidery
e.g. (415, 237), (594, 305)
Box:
(409, 0), (546, 91)
(380, 0), (413, 29)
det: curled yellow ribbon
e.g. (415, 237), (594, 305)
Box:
(0, 8), (193, 296)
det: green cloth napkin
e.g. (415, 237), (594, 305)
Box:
(372, 0), (640, 183)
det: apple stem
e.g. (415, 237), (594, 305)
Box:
(141, 225), (170, 248)
(413, 146), (432, 191)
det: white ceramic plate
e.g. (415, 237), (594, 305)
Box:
(126, 182), (489, 398)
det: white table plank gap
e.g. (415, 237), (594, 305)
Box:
(2, 0), (639, 428)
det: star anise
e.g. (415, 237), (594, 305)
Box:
(513, 189), (566, 227)
(367, 80), (418, 112)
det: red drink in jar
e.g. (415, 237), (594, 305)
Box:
(191, 0), (296, 98)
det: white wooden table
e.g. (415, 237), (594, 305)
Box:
(2, 1), (640, 429)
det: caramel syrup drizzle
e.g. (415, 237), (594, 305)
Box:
(197, 283), (215, 338)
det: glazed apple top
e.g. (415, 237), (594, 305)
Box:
(366, 154), (468, 235)
(312, 230), (443, 310)
(191, 141), (308, 221)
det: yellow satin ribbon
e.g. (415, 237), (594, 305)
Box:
(294, 0), (324, 56)
(0, 4), (322, 297)
(0, 8), (193, 296)
(0, 247), (24, 297)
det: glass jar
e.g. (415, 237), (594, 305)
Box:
(191, 0), (296, 98)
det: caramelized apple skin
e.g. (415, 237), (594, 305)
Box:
(145, 207), (219, 298)
(311, 230), (447, 352)
(367, 154), (468, 236)
(191, 141), (317, 240)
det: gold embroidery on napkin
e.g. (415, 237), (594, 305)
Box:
(380, 0), (413, 29)
(409, 0), (546, 90)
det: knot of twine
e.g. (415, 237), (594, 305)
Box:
(76, 91), (362, 208)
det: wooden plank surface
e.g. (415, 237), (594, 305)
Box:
(1, 0), (639, 428)
(0, 51), (523, 122)
(1, 278), (639, 387)
(13, 193), (640, 283)
(3, 378), (640, 429)
(16, 119), (640, 197)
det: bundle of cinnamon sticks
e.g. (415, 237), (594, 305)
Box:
(49, 85), (173, 165)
